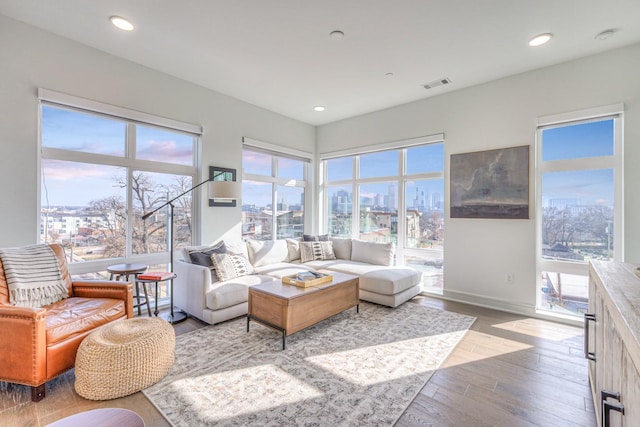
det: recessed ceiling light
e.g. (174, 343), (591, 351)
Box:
(595, 29), (617, 40)
(313, 105), (326, 112)
(329, 30), (344, 40)
(529, 33), (553, 47)
(110, 16), (134, 31)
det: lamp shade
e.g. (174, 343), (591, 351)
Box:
(208, 180), (241, 200)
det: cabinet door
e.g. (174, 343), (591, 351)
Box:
(593, 286), (605, 424)
(588, 277), (597, 382)
(602, 305), (624, 427)
(622, 349), (640, 427)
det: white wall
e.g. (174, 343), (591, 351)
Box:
(0, 15), (315, 248)
(317, 43), (640, 316)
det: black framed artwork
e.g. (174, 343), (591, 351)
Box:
(209, 166), (237, 207)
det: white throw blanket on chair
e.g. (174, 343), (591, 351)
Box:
(0, 244), (68, 307)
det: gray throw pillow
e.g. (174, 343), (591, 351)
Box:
(303, 234), (329, 242)
(185, 241), (227, 272)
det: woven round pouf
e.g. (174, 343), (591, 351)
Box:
(74, 317), (175, 400)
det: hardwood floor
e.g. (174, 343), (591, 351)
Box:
(0, 296), (596, 426)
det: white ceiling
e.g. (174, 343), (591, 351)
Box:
(2, 0), (639, 126)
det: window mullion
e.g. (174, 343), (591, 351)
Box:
(397, 150), (406, 260)
(125, 123), (136, 257)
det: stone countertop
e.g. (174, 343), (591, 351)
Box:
(590, 260), (640, 371)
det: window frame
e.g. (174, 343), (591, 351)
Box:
(319, 135), (445, 292)
(38, 90), (202, 275)
(241, 139), (311, 240)
(535, 104), (624, 313)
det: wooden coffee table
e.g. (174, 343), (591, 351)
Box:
(247, 272), (359, 349)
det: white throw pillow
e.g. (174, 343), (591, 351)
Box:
(330, 237), (352, 260)
(350, 240), (395, 266)
(211, 253), (255, 281)
(300, 241), (336, 263)
(286, 238), (301, 262)
(246, 240), (290, 267)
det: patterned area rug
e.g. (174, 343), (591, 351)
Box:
(143, 302), (476, 426)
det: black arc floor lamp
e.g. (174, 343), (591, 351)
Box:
(141, 172), (241, 324)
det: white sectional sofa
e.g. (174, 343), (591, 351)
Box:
(174, 237), (422, 325)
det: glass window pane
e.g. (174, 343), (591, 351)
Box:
(136, 125), (195, 166)
(277, 157), (305, 181)
(405, 179), (444, 294)
(542, 169), (614, 262)
(327, 157), (353, 181)
(241, 180), (273, 240)
(542, 119), (614, 161)
(327, 185), (353, 237)
(243, 150), (272, 176)
(540, 271), (588, 315)
(405, 254), (442, 294)
(42, 105), (126, 156)
(132, 171), (193, 255)
(359, 182), (397, 243)
(406, 143), (444, 174)
(360, 151), (398, 179)
(40, 159), (127, 260)
(405, 179), (444, 248)
(275, 185), (304, 239)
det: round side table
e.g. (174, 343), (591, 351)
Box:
(107, 263), (150, 317)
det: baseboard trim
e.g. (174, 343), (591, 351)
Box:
(425, 289), (583, 327)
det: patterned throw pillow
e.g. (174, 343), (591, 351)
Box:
(211, 253), (255, 281)
(300, 241), (336, 263)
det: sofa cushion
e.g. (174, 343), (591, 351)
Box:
(205, 275), (274, 310)
(304, 260), (421, 295)
(254, 262), (316, 279)
(286, 238), (301, 262)
(300, 241), (336, 263)
(45, 297), (126, 346)
(183, 241), (227, 276)
(246, 240), (290, 267)
(330, 237), (352, 260)
(303, 234), (329, 242)
(211, 253), (255, 281)
(350, 240), (394, 266)
(359, 267), (422, 295)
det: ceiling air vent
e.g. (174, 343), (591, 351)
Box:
(423, 77), (452, 90)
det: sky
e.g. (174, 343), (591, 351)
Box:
(41, 106), (195, 206)
(42, 105), (615, 211)
(541, 119), (614, 207)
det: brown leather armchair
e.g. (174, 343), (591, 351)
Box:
(0, 244), (133, 401)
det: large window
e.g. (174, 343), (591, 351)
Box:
(241, 145), (309, 240)
(40, 96), (200, 280)
(322, 138), (445, 293)
(536, 107), (622, 317)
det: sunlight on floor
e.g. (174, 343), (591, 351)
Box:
(492, 318), (582, 341)
(439, 330), (533, 368)
(305, 331), (466, 386)
(172, 364), (324, 420)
